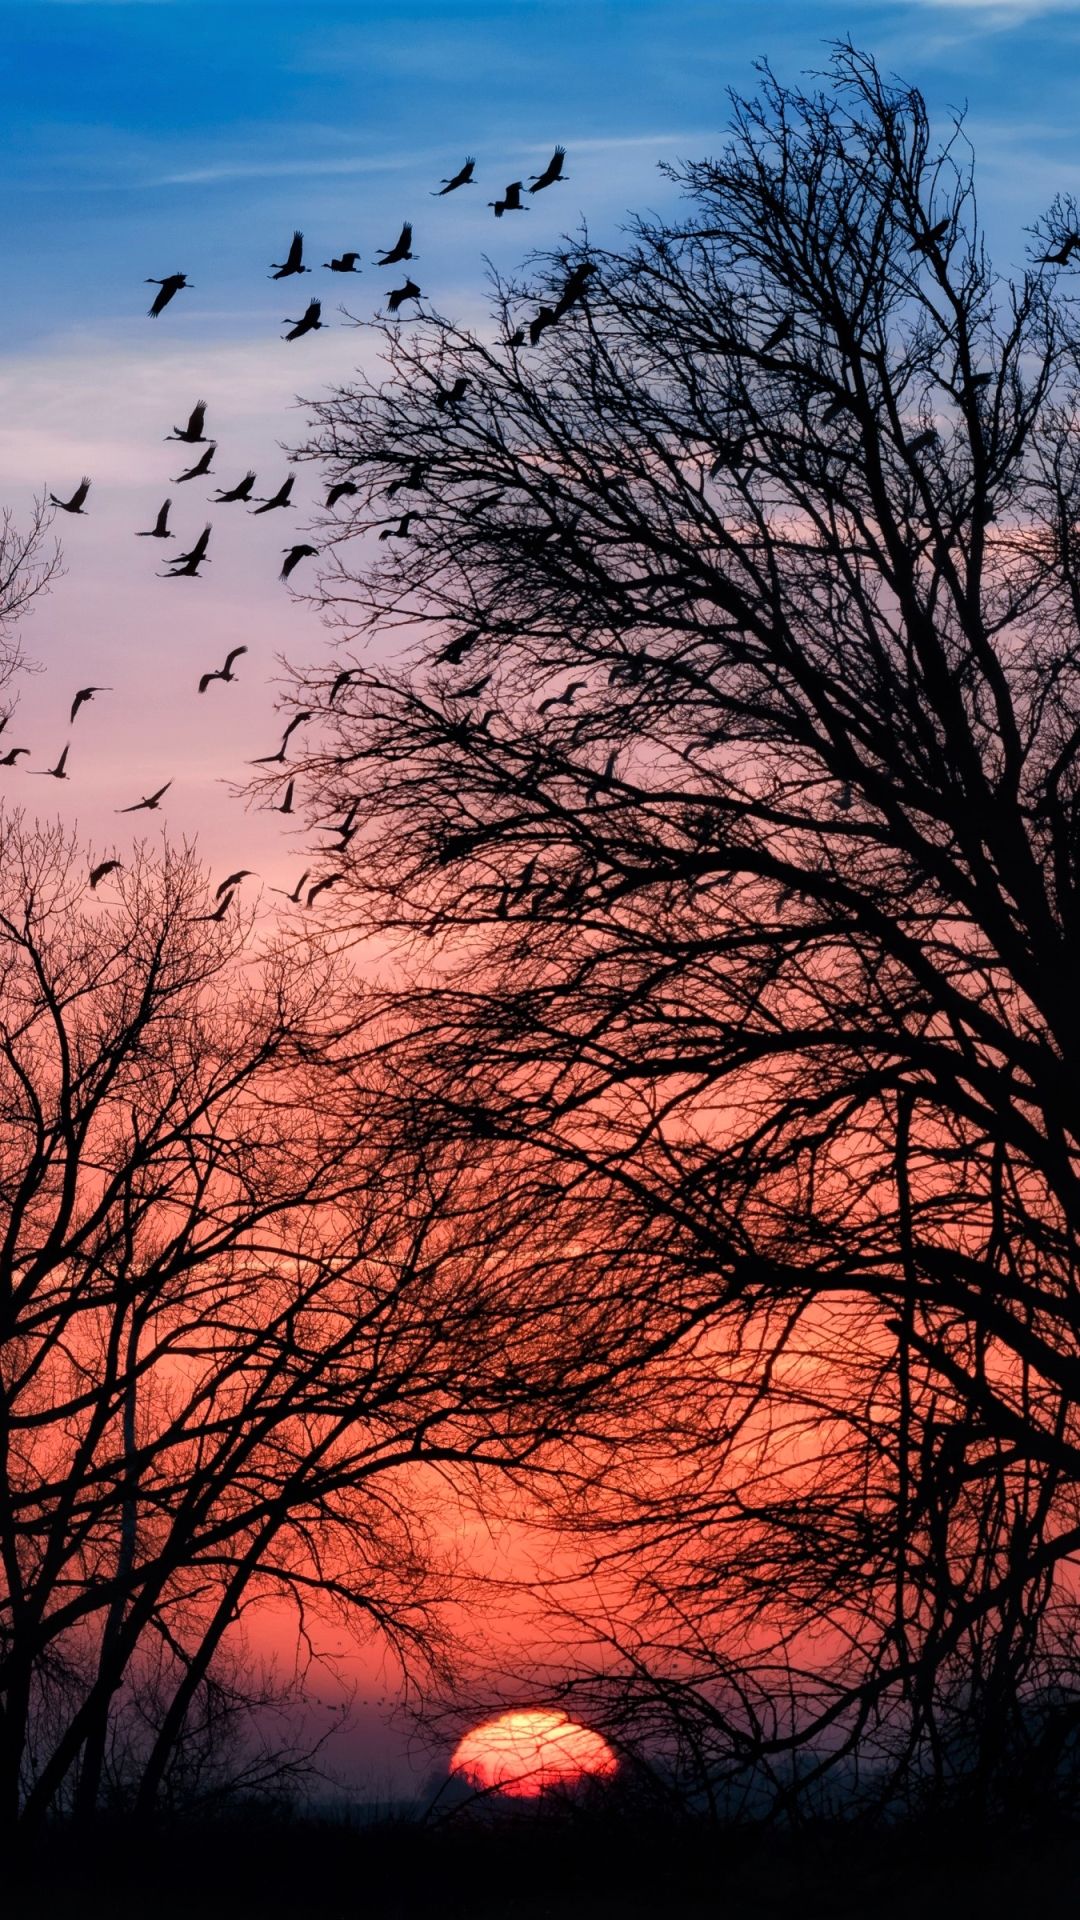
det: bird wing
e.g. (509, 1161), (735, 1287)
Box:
(156, 499), (171, 532)
(147, 285), (171, 317)
(398, 222), (412, 251)
(70, 479), (91, 509)
(187, 401), (207, 437)
(148, 782), (172, 804)
(225, 646), (247, 670)
(197, 672), (215, 693)
(286, 230), (304, 270)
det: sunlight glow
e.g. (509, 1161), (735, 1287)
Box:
(451, 1709), (617, 1798)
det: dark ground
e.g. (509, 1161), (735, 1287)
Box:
(8, 1810), (1080, 1920)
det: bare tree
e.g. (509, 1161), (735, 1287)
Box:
(262, 42), (1080, 1809)
(0, 494), (61, 704)
(0, 814), (674, 1831)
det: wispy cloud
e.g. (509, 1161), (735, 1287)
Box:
(154, 131), (704, 190)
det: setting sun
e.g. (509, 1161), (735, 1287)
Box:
(450, 1710), (618, 1798)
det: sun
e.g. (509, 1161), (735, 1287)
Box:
(450, 1708), (617, 1798)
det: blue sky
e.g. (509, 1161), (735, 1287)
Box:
(6, 0), (1080, 1784)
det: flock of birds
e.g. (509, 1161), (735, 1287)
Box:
(17, 148), (585, 915)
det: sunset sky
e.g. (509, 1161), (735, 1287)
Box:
(5, 0), (1080, 1791)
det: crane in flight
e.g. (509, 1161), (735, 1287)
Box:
(70, 686), (110, 724)
(433, 158), (474, 196)
(270, 231), (311, 278)
(489, 182), (526, 217)
(117, 782), (171, 814)
(387, 279), (421, 313)
(281, 544), (318, 582)
(146, 273), (190, 317)
(283, 300), (323, 340)
(326, 480), (359, 508)
(89, 859), (123, 890)
(164, 525), (212, 577)
(213, 471), (257, 503)
(136, 499), (173, 538)
(172, 446), (216, 483)
(50, 478), (91, 515)
(251, 475), (295, 514)
(36, 745), (71, 780)
(529, 146), (566, 192)
(324, 251), (361, 272)
(198, 645), (247, 692)
(251, 711), (312, 765)
(375, 222), (414, 265)
(167, 401), (209, 443)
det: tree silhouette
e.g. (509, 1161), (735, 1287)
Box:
(263, 42), (1080, 1811)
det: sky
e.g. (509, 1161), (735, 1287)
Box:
(6, 0), (1080, 1790)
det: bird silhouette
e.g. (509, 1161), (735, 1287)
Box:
(172, 446), (216, 483)
(198, 645), (246, 692)
(36, 744), (71, 780)
(281, 544), (318, 582)
(251, 476), (295, 513)
(272, 778), (296, 814)
(146, 273), (190, 317)
(554, 261), (596, 319)
(436, 629), (480, 664)
(50, 478), (91, 515)
(70, 686), (110, 724)
(387, 279), (421, 313)
(216, 869), (254, 898)
(433, 158), (475, 195)
(116, 782), (171, 814)
(272, 868), (310, 901)
(324, 252), (361, 272)
(328, 668), (358, 704)
(166, 525), (212, 575)
(326, 480), (359, 508)
(89, 859), (123, 890)
(1039, 231), (1080, 265)
(489, 182), (526, 217)
(386, 459), (426, 496)
(375, 222), (414, 265)
(306, 875), (341, 907)
(252, 711), (312, 763)
(453, 672), (491, 700)
(270, 231), (311, 278)
(137, 499), (173, 537)
(283, 299), (323, 340)
(538, 681), (586, 713)
(213, 471), (257, 503)
(964, 370), (994, 392)
(0, 748), (29, 767)
(166, 400), (208, 443)
(906, 428), (939, 455)
(761, 314), (794, 353)
(507, 326), (526, 347)
(529, 306), (558, 346)
(434, 376), (469, 409)
(820, 394), (853, 426)
(194, 890), (236, 922)
(529, 146), (566, 192)
(909, 217), (950, 255)
(380, 512), (418, 540)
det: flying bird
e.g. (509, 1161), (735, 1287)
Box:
(89, 859), (123, 890)
(1039, 232), (1080, 265)
(489, 182), (526, 217)
(761, 314), (794, 353)
(906, 428), (939, 455)
(821, 394), (854, 425)
(386, 458), (426, 495)
(146, 273), (190, 317)
(0, 748), (29, 767)
(379, 512), (418, 539)
(270, 231), (311, 279)
(324, 252), (361, 272)
(252, 711), (312, 763)
(213, 471), (257, 503)
(216, 869), (254, 898)
(433, 158), (475, 195)
(434, 376), (469, 409)
(529, 306), (558, 346)
(272, 779), (296, 814)
(436, 629), (480, 665)
(375, 222), (414, 265)
(70, 686), (110, 724)
(251, 476), (295, 513)
(328, 668), (358, 704)
(36, 745), (70, 780)
(137, 499), (173, 538)
(554, 260), (596, 319)
(529, 146), (566, 192)
(538, 681), (586, 713)
(283, 299), (323, 340)
(272, 868), (310, 901)
(326, 480), (359, 508)
(166, 400), (208, 443)
(909, 217), (950, 255)
(198, 645), (246, 692)
(116, 782), (171, 814)
(306, 875), (341, 908)
(50, 478), (91, 515)
(964, 370), (995, 392)
(194, 890), (237, 922)
(281, 544), (318, 582)
(387, 279), (421, 313)
(172, 446), (216, 483)
(166, 524), (212, 573)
